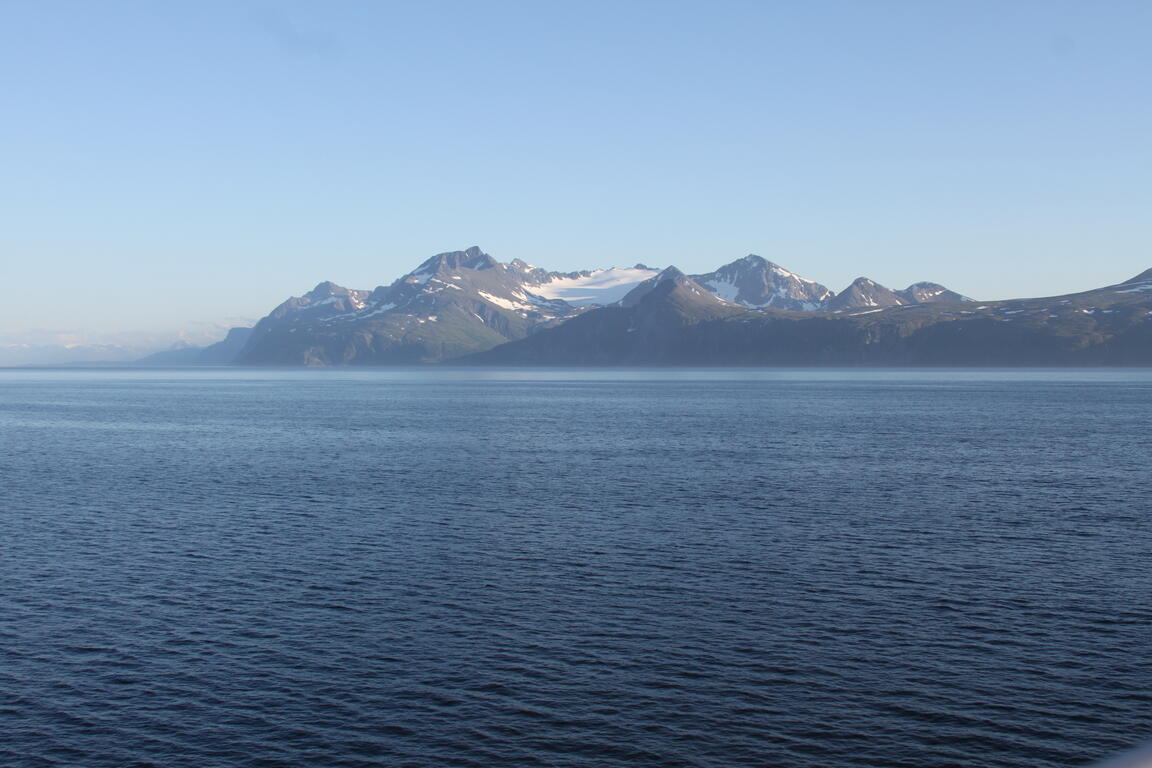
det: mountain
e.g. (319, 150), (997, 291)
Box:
(233, 247), (659, 365)
(136, 327), (254, 365)
(899, 282), (969, 304)
(1, 323), (252, 367)
(466, 268), (1152, 366)
(689, 255), (834, 310)
(464, 269), (744, 366)
(825, 278), (970, 311)
(153, 246), (972, 367)
(0, 343), (146, 367)
(120, 245), (1148, 367)
(826, 277), (908, 311)
(688, 256), (967, 312)
(619, 267), (741, 316)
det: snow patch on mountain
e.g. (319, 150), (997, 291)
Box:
(530, 268), (659, 304)
(771, 265), (820, 285)
(698, 277), (741, 303)
(478, 291), (535, 312)
(689, 255), (834, 310)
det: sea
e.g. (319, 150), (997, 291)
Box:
(1, 368), (1149, 768)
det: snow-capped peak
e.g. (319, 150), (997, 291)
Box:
(690, 256), (833, 311)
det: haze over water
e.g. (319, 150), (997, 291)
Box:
(2, 369), (1150, 767)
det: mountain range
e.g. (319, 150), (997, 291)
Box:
(144, 247), (1152, 366)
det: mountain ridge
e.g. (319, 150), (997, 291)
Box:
(466, 267), (1152, 366)
(225, 247), (970, 365)
(131, 246), (1150, 367)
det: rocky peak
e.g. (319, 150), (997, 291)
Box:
(826, 277), (907, 311)
(691, 255), (832, 310)
(303, 281), (354, 301)
(618, 267), (688, 307)
(415, 246), (499, 275)
(617, 266), (734, 312)
(899, 282), (970, 304)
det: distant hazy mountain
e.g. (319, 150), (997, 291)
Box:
(1, 324), (249, 367)
(466, 268), (1152, 366)
(137, 327), (253, 365)
(0, 343), (145, 367)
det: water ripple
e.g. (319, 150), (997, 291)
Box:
(1, 369), (1150, 767)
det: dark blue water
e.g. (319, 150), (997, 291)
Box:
(2, 369), (1150, 768)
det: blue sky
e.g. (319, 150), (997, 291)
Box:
(2, 0), (1150, 337)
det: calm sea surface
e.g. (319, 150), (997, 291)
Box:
(2, 368), (1150, 768)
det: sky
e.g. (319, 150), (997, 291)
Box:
(2, 0), (1151, 343)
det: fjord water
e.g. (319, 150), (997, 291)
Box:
(2, 369), (1149, 768)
